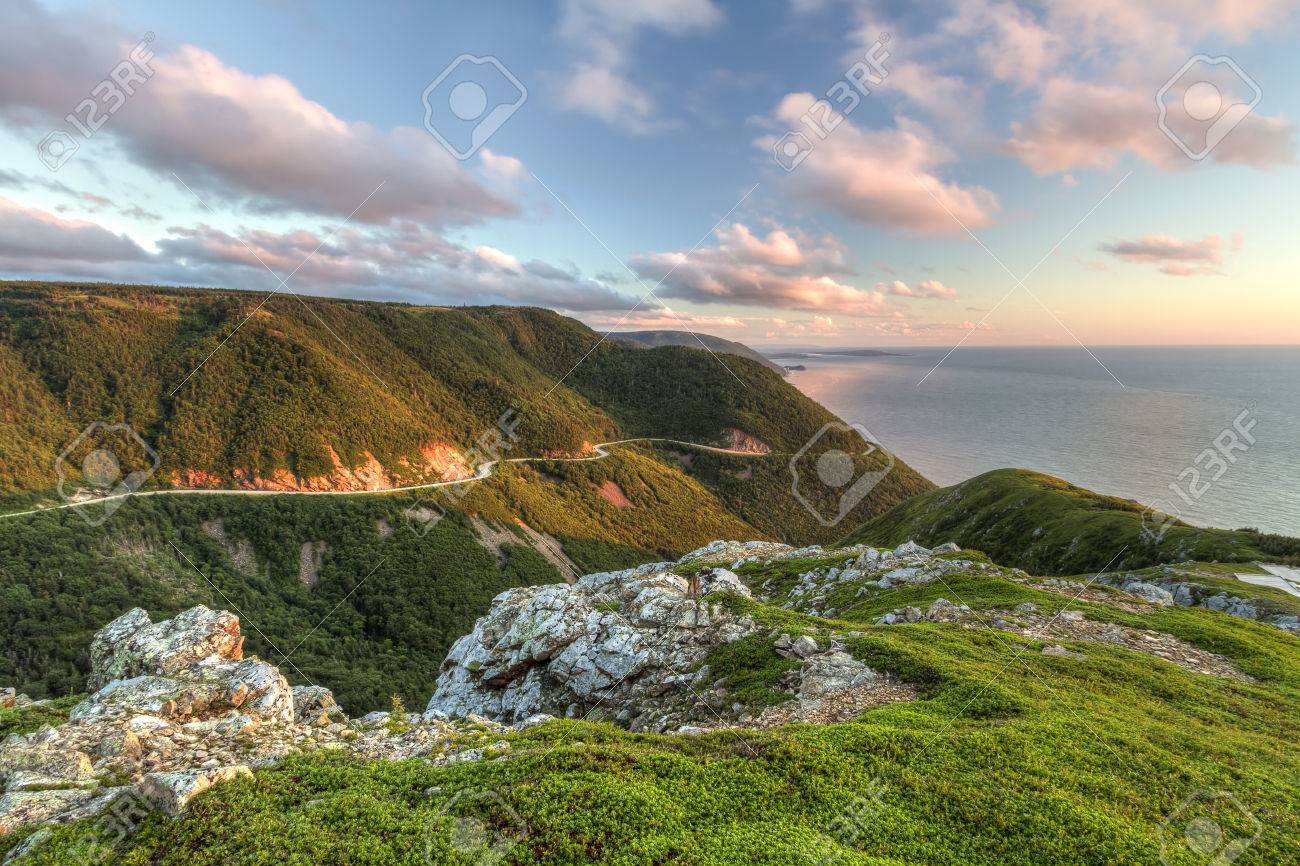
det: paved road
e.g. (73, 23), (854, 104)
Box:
(0, 437), (772, 520)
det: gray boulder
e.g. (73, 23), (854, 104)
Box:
(87, 606), (243, 691)
(426, 558), (760, 731)
(1122, 581), (1175, 606)
(798, 651), (877, 702)
(790, 636), (819, 659)
(699, 568), (751, 598)
(291, 686), (342, 725)
(70, 606), (293, 724)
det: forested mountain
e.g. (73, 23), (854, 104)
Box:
(612, 329), (787, 375)
(0, 282), (935, 709)
(0, 283), (929, 507)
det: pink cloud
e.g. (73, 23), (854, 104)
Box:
(879, 279), (959, 300)
(631, 221), (893, 316)
(1009, 76), (1294, 174)
(0, 1), (515, 225)
(1098, 233), (1241, 276)
(763, 96), (1000, 235)
(0, 195), (148, 265)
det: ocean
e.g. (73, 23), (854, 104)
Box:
(779, 346), (1300, 537)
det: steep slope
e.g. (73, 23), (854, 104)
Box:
(0, 285), (930, 525)
(467, 306), (887, 453)
(0, 447), (764, 712)
(841, 468), (1300, 575)
(612, 329), (787, 375)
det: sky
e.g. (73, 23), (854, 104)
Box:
(0, 0), (1297, 348)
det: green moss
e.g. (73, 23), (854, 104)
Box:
(0, 695), (78, 738)
(7, 557), (1300, 864)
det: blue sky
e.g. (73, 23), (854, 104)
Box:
(1, 0), (1297, 347)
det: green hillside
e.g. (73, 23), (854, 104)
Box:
(842, 468), (1300, 574)
(0, 283), (931, 522)
(0, 445), (770, 712)
(8, 547), (1299, 865)
(612, 328), (788, 375)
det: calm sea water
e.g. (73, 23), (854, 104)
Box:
(779, 346), (1300, 537)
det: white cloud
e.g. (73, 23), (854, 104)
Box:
(0, 0), (514, 225)
(555, 0), (722, 133)
(762, 95), (1000, 235)
(473, 245), (522, 272)
(479, 149), (525, 180)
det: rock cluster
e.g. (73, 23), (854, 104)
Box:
(1091, 570), (1300, 633)
(872, 599), (1250, 680)
(426, 560), (761, 731)
(0, 606), (508, 847)
(754, 540), (986, 618)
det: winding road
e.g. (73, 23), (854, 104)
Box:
(0, 438), (772, 521)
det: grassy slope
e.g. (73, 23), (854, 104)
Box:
(842, 468), (1300, 575)
(654, 444), (932, 546)
(8, 554), (1298, 865)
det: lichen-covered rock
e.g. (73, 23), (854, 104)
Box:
(138, 766), (253, 816)
(88, 606), (243, 691)
(1122, 581), (1175, 606)
(678, 540), (793, 565)
(790, 636), (819, 659)
(894, 540), (931, 557)
(426, 555), (760, 731)
(0, 790), (99, 835)
(798, 651), (877, 701)
(291, 686), (342, 725)
(71, 658), (292, 725)
(70, 607), (292, 725)
(0, 746), (94, 786)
